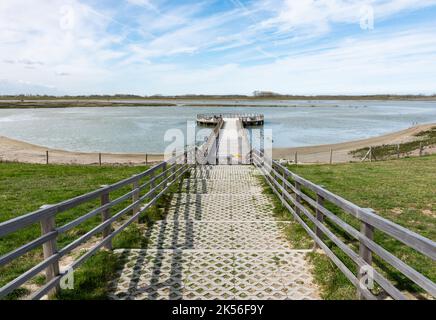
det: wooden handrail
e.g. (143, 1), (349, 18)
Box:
(252, 150), (436, 300)
(0, 149), (194, 299)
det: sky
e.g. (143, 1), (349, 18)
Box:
(1, 0), (436, 96)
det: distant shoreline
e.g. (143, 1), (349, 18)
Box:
(1, 123), (434, 165)
(0, 98), (435, 109)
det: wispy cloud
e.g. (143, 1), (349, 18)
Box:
(0, 0), (435, 95)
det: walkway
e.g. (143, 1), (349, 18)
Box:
(217, 118), (251, 165)
(109, 165), (319, 300)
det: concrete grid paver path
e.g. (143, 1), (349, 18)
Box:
(109, 165), (320, 300)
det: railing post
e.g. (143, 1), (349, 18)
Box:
(281, 167), (288, 205)
(132, 176), (140, 223)
(150, 171), (156, 198)
(295, 181), (301, 217)
(163, 162), (168, 184)
(39, 205), (60, 298)
(100, 186), (112, 250)
(313, 194), (325, 249)
(357, 209), (375, 300)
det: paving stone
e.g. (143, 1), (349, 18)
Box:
(110, 165), (320, 300)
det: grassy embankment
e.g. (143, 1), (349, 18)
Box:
(262, 155), (435, 299)
(0, 163), (178, 300)
(350, 127), (436, 160)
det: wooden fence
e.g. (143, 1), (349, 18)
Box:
(252, 150), (436, 300)
(0, 150), (194, 300)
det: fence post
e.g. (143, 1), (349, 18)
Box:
(100, 186), (112, 250)
(294, 152), (298, 165)
(145, 154), (148, 165)
(357, 209), (375, 300)
(99, 153), (102, 166)
(329, 149), (333, 165)
(313, 194), (325, 249)
(46, 151), (49, 165)
(397, 144), (400, 159)
(39, 205), (60, 298)
(132, 176), (140, 223)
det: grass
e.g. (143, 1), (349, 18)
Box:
(277, 155), (436, 299)
(55, 251), (122, 300)
(0, 162), (153, 299)
(350, 127), (436, 160)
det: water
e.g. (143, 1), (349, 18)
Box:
(0, 100), (435, 153)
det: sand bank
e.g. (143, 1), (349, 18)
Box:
(0, 123), (434, 165)
(0, 136), (163, 165)
(273, 123), (435, 163)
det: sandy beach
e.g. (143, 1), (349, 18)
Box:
(273, 123), (435, 163)
(0, 136), (164, 165)
(0, 123), (434, 165)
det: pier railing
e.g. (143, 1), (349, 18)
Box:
(252, 149), (436, 300)
(0, 150), (194, 300)
(197, 113), (264, 126)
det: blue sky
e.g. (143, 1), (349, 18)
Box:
(1, 0), (436, 95)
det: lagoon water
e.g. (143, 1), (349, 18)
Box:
(0, 100), (435, 153)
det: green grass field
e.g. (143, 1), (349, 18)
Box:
(1, 156), (434, 300)
(282, 155), (436, 299)
(0, 163), (154, 299)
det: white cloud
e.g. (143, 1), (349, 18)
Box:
(0, 0), (436, 95)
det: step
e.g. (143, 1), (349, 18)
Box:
(190, 165), (258, 180)
(181, 179), (264, 194)
(165, 193), (275, 221)
(144, 220), (293, 250)
(110, 249), (319, 300)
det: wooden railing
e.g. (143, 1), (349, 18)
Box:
(0, 150), (194, 300)
(196, 119), (224, 164)
(252, 150), (436, 300)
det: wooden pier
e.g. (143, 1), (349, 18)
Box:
(197, 113), (264, 126)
